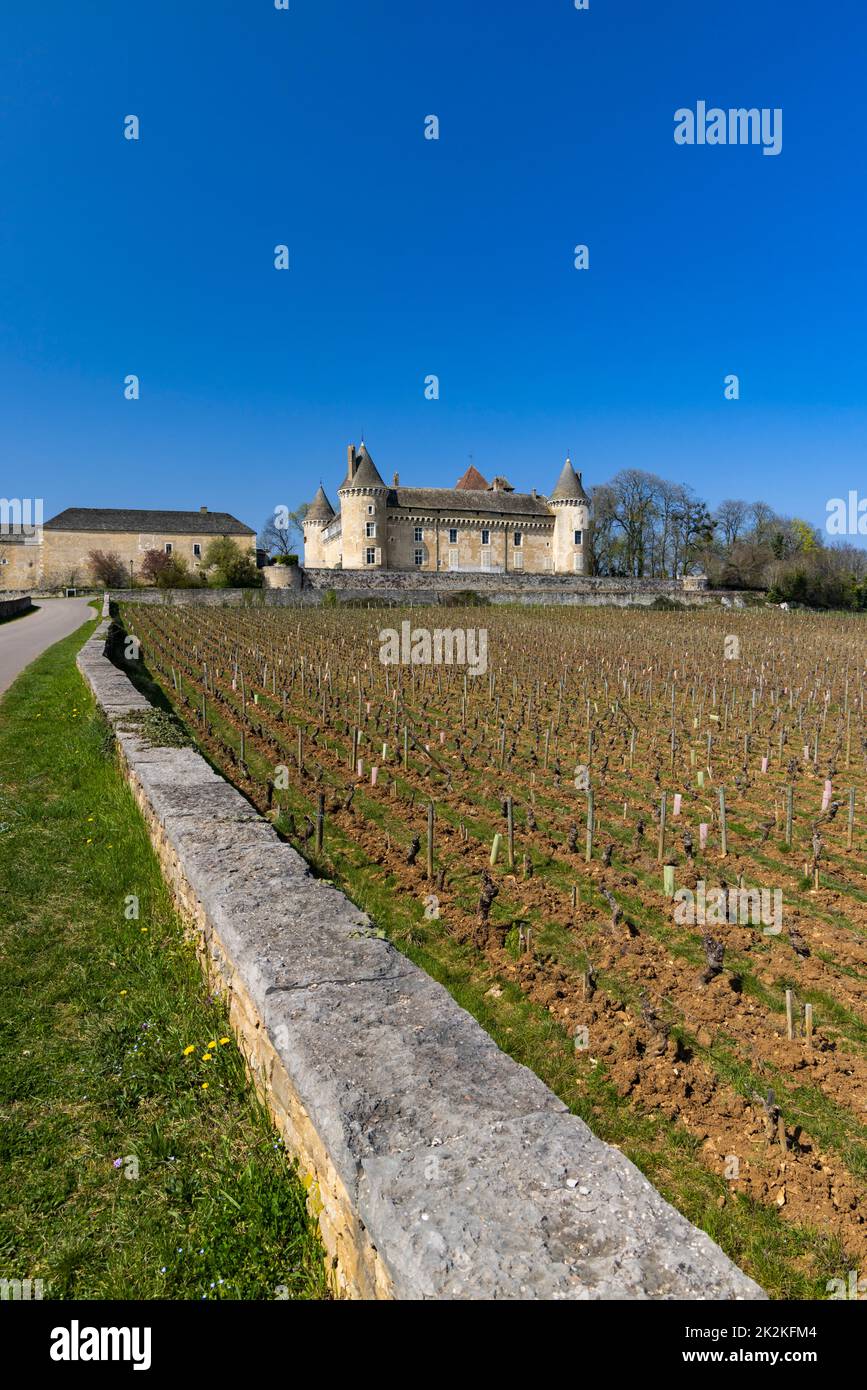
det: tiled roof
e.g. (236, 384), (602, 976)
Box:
(43, 508), (255, 536)
(455, 465), (490, 490)
(388, 488), (553, 517)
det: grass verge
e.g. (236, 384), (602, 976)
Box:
(0, 618), (328, 1300)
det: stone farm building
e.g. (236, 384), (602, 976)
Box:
(0, 507), (255, 591)
(304, 443), (591, 574)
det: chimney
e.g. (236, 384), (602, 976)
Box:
(347, 444), (357, 480)
(392, 472), (399, 487)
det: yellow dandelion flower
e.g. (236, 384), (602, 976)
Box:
(202, 1053), (213, 1062)
(183, 1045), (195, 1056)
(207, 1041), (217, 1050)
(219, 1038), (230, 1046)
(140, 927), (148, 933)
(119, 990), (127, 996)
(201, 1082), (209, 1089)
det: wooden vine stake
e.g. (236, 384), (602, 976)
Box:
(426, 801), (435, 880)
(315, 792), (325, 855)
(785, 989), (794, 1041)
(506, 795), (515, 869)
(657, 792), (667, 865)
(847, 788), (855, 851)
(585, 788), (595, 863)
(718, 788), (728, 857)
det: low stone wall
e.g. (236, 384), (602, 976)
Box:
(76, 620), (763, 1300)
(0, 593), (34, 619)
(109, 574), (753, 610)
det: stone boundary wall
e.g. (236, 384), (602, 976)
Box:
(0, 593), (34, 619)
(108, 577), (755, 610)
(77, 619), (763, 1301)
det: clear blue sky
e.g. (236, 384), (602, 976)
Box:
(1, 1), (865, 538)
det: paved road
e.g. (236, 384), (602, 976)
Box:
(0, 597), (94, 699)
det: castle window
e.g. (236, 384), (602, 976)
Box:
(574, 529), (582, 546)
(449, 528), (458, 544)
(365, 547), (376, 565)
(164, 543), (173, 555)
(481, 529), (490, 546)
(367, 504), (375, 515)
(366, 522), (376, 538)
(193, 543), (202, 558)
(414, 526), (423, 543)
(513, 531), (522, 548)
(414, 547), (424, 566)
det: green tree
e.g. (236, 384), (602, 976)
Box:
(203, 538), (263, 588)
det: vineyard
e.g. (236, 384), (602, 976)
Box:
(118, 601), (867, 1297)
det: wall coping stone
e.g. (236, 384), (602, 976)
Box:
(76, 620), (765, 1301)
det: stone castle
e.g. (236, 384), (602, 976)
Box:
(303, 444), (591, 574)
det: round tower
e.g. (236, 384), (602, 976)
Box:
(302, 484), (335, 568)
(337, 442), (388, 570)
(549, 457), (591, 574)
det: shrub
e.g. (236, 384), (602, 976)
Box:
(140, 550), (203, 589)
(203, 538), (263, 588)
(88, 550), (129, 588)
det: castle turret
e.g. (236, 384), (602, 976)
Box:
(549, 457), (590, 574)
(337, 442), (388, 569)
(302, 484), (335, 568)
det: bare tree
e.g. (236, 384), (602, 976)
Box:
(259, 504), (308, 559)
(715, 499), (750, 548)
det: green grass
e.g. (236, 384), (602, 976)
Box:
(0, 619), (328, 1300)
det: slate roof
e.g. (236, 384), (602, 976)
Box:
(44, 508), (255, 536)
(387, 487), (553, 518)
(339, 444), (386, 491)
(305, 485), (335, 522)
(549, 458), (591, 503)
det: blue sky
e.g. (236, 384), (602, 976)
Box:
(1, 1), (865, 539)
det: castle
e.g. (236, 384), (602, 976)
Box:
(303, 444), (591, 574)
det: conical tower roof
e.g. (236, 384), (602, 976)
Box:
(305, 484), (335, 522)
(340, 442), (386, 491)
(549, 457), (590, 503)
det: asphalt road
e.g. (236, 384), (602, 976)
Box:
(0, 597), (94, 699)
